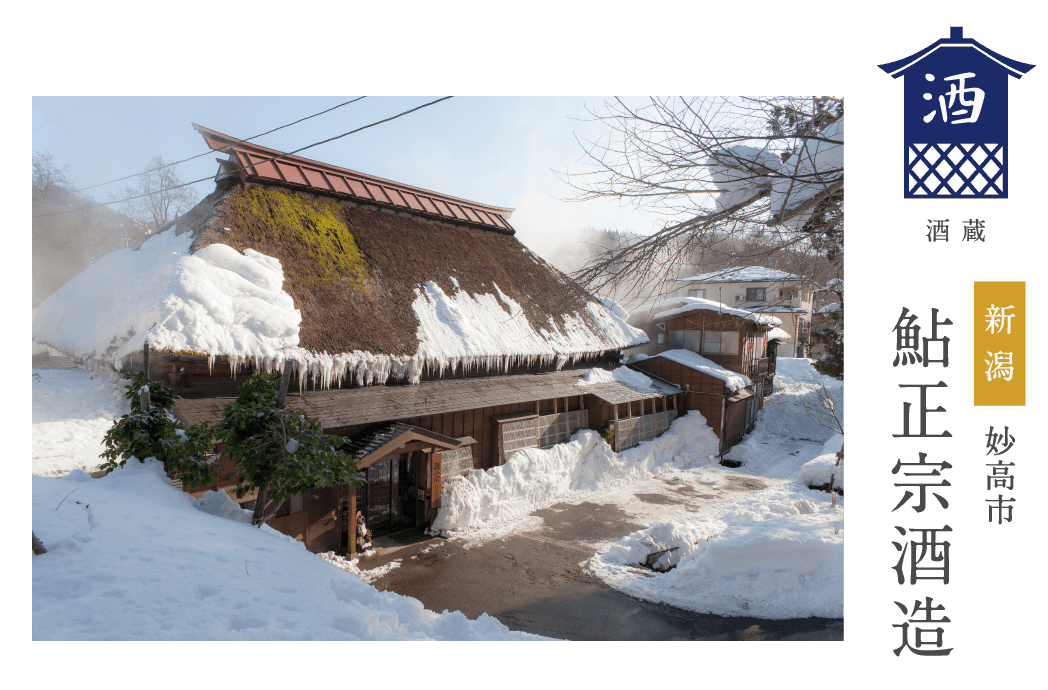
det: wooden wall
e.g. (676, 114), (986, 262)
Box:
(396, 393), (588, 470)
(632, 357), (728, 440)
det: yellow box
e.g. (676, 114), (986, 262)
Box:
(974, 282), (1025, 406)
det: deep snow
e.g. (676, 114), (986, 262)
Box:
(431, 357), (844, 620)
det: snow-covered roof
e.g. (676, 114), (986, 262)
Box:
(679, 266), (802, 284)
(643, 297), (782, 327)
(575, 366), (681, 404)
(34, 163), (646, 388)
(654, 350), (751, 392)
(818, 303), (842, 313)
(750, 305), (807, 314)
(767, 327), (792, 342)
(706, 117), (844, 233)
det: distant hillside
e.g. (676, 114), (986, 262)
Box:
(33, 191), (148, 308)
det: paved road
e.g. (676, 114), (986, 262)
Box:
(361, 470), (843, 641)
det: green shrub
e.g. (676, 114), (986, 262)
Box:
(215, 372), (358, 526)
(100, 371), (218, 487)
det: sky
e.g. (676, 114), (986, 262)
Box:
(31, 96), (668, 264)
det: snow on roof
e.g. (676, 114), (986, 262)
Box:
(32, 223), (645, 390)
(750, 305), (807, 314)
(647, 297), (782, 327)
(818, 302), (842, 313)
(767, 327), (792, 342)
(679, 266), (802, 284)
(706, 118), (844, 233)
(575, 366), (681, 404)
(654, 349), (751, 392)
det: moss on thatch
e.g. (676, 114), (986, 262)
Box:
(223, 186), (370, 291)
(178, 182), (611, 359)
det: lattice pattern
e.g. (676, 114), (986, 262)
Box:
(611, 410), (677, 451)
(499, 410), (590, 463)
(441, 446), (475, 485)
(906, 143), (1005, 197)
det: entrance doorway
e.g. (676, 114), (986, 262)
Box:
(357, 452), (420, 537)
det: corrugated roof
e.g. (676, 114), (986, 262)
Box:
(195, 124), (516, 234)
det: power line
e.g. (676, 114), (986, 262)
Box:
(32, 96), (455, 220)
(36, 96), (368, 202)
(33, 97), (93, 133)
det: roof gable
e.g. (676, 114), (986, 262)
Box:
(878, 27), (1035, 78)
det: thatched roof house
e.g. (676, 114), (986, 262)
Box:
(33, 125), (645, 392)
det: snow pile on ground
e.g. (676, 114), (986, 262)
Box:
(431, 411), (720, 534)
(320, 552), (403, 584)
(724, 358), (843, 475)
(576, 365), (654, 390)
(588, 482), (843, 619)
(32, 457), (545, 640)
(799, 433), (845, 489)
(655, 350), (751, 392)
(32, 368), (130, 477)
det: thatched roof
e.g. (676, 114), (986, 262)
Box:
(34, 128), (645, 388)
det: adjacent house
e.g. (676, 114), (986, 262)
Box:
(34, 125), (685, 552)
(676, 266), (812, 357)
(623, 297), (790, 453)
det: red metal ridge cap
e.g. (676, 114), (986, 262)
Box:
(193, 123), (516, 233)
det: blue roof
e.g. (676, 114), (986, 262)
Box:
(879, 27), (1035, 78)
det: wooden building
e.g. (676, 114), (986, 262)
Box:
(626, 298), (789, 395)
(631, 352), (755, 454)
(34, 125), (689, 553)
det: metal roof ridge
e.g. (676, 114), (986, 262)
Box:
(192, 122), (515, 218)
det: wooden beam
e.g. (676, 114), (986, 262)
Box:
(276, 360), (293, 408)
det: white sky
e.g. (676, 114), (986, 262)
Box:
(31, 95), (668, 263)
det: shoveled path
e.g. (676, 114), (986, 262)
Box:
(359, 469), (843, 641)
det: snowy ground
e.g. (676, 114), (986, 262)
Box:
(430, 358), (845, 620)
(32, 368), (130, 477)
(31, 366), (544, 640)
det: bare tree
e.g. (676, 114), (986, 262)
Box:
(115, 156), (198, 235)
(32, 151), (72, 200)
(565, 97), (843, 299)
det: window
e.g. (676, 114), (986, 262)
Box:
(687, 288), (706, 298)
(668, 330), (684, 349)
(746, 287), (766, 301)
(683, 330), (702, 352)
(702, 331), (739, 355)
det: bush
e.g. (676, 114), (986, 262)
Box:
(100, 371), (218, 486)
(214, 372), (358, 526)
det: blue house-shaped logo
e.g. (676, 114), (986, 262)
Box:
(879, 28), (1034, 198)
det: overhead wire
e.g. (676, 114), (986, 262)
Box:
(35, 96), (368, 202)
(32, 97), (93, 133)
(32, 96), (455, 220)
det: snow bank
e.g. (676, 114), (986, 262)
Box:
(655, 350), (751, 392)
(32, 458), (545, 640)
(799, 433), (845, 489)
(431, 411), (719, 534)
(589, 483), (843, 619)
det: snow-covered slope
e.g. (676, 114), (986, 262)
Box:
(32, 459), (546, 640)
